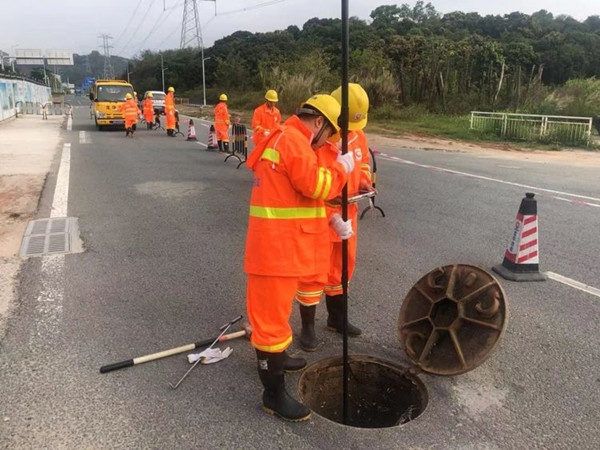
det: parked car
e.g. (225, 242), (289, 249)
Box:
(143, 90), (166, 114)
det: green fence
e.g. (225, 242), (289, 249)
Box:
(470, 112), (592, 146)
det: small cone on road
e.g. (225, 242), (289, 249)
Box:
(207, 124), (218, 150)
(493, 193), (546, 281)
(186, 119), (198, 141)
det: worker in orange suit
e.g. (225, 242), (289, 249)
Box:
(251, 89), (281, 146)
(119, 93), (141, 138)
(245, 94), (356, 422)
(295, 83), (375, 352)
(142, 93), (155, 129)
(165, 86), (176, 137)
(214, 93), (230, 152)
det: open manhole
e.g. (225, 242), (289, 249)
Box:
(299, 355), (428, 428)
(299, 264), (508, 428)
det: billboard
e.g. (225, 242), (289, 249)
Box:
(15, 48), (73, 66)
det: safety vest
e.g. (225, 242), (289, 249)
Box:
(142, 98), (154, 118)
(251, 102), (281, 145)
(244, 115), (348, 277)
(119, 99), (140, 121)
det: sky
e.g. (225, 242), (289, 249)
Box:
(0, 0), (598, 59)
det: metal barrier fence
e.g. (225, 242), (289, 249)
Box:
(15, 101), (72, 117)
(470, 111), (592, 146)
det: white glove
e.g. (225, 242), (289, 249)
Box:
(187, 347), (233, 364)
(336, 151), (355, 174)
(329, 213), (353, 240)
(263, 130), (270, 137)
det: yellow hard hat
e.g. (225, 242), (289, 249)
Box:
(125, 93), (132, 99)
(168, 86), (175, 92)
(147, 92), (153, 98)
(265, 89), (278, 102)
(219, 93), (228, 102)
(331, 83), (369, 130)
(300, 94), (341, 133)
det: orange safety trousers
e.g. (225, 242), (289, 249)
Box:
(247, 274), (303, 353)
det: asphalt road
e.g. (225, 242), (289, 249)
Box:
(0, 97), (599, 449)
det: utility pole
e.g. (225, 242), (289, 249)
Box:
(161, 54), (167, 92)
(99, 34), (114, 79)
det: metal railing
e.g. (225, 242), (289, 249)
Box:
(470, 111), (592, 146)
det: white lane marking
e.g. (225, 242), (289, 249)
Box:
(31, 142), (71, 344)
(378, 153), (600, 207)
(67, 115), (72, 131)
(546, 272), (600, 299)
(51, 143), (70, 218)
(79, 131), (91, 144)
(196, 141), (207, 148)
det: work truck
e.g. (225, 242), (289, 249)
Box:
(89, 79), (134, 130)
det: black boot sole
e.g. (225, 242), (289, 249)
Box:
(326, 325), (362, 336)
(263, 406), (312, 422)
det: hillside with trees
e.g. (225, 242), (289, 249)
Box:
(77, 2), (600, 117)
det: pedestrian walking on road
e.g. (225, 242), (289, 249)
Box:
(119, 93), (141, 138)
(296, 83), (375, 351)
(251, 89), (281, 146)
(244, 94), (355, 422)
(214, 93), (230, 152)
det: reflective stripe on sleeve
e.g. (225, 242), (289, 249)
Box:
(260, 148), (280, 164)
(249, 205), (326, 219)
(311, 167), (332, 200)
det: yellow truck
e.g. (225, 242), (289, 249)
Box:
(88, 79), (134, 130)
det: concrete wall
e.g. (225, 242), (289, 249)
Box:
(0, 77), (52, 122)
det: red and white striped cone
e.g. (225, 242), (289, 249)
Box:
(207, 124), (218, 150)
(493, 193), (546, 281)
(186, 119), (197, 141)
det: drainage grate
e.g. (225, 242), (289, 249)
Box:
(20, 217), (83, 257)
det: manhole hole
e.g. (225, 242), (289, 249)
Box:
(298, 355), (428, 428)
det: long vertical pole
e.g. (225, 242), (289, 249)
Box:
(161, 54), (165, 92)
(340, 0), (350, 425)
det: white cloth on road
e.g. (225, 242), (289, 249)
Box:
(187, 347), (233, 364)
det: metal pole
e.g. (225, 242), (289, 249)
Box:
(161, 54), (165, 92)
(340, 0), (350, 426)
(201, 46), (206, 106)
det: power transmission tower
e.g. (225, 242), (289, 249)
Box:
(180, 0), (202, 48)
(99, 34), (114, 79)
(84, 55), (92, 75)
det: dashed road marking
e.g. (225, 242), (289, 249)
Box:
(546, 272), (600, 299)
(79, 131), (91, 144)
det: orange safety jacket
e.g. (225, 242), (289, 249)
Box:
(118, 99), (140, 125)
(321, 129), (372, 241)
(142, 98), (154, 122)
(251, 102), (281, 145)
(164, 92), (176, 129)
(213, 102), (230, 140)
(244, 115), (349, 277)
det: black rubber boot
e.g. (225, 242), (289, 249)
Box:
(217, 140), (224, 152)
(256, 350), (311, 422)
(282, 351), (306, 372)
(299, 304), (318, 352)
(326, 294), (362, 336)
(125, 129), (130, 137)
(223, 141), (230, 153)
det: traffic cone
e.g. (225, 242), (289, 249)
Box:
(186, 119), (198, 141)
(492, 193), (546, 281)
(207, 124), (218, 150)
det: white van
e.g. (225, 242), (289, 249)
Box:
(143, 90), (166, 114)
